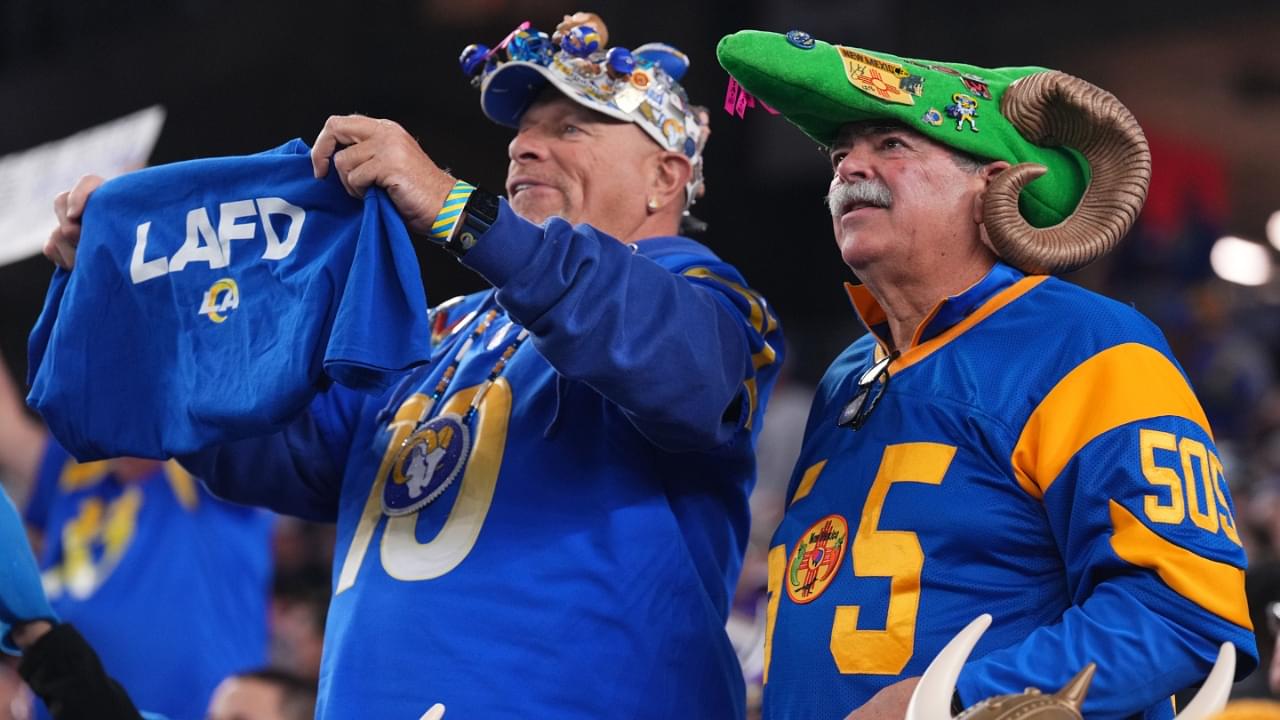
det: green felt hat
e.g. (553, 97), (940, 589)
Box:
(717, 30), (1151, 274)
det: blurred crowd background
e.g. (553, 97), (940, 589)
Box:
(1, 0), (1278, 716)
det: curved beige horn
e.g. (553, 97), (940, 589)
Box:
(983, 70), (1151, 275)
(1172, 642), (1236, 720)
(905, 614), (992, 720)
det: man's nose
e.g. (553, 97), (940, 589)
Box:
(508, 128), (548, 163)
(835, 148), (872, 182)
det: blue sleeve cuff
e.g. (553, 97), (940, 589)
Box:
(457, 200), (544, 288)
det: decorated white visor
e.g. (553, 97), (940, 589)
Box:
(461, 13), (707, 206)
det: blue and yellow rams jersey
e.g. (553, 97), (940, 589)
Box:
(25, 440), (272, 720)
(183, 202), (785, 719)
(762, 263), (1256, 720)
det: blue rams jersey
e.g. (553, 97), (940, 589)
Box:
(183, 202), (784, 719)
(762, 263), (1256, 720)
(24, 439), (273, 720)
(27, 139), (430, 461)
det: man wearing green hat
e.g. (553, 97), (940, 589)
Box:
(718, 30), (1257, 720)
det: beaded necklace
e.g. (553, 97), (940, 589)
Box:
(420, 307), (532, 413)
(382, 302), (530, 516)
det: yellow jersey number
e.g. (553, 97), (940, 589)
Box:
(1138, 428), (1241, 546)
(764, 442), (955, 682)
(335, 381), (511, 593)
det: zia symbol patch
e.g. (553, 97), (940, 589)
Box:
(383, 413), (471, 516)
(786, 514), (849, 604)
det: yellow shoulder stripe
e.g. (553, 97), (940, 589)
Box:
(58, 460), (111, 492)
(683, 267), (778, 336)
(790, 460), (827, 506)
(683, 267), (779, 431)
(1109, 500), (1251, 629)
(743, 377), (758, 431)
(1012, 343), (1212, 499)
(164, 461), (200, 511)
(753, 341), (777, 371)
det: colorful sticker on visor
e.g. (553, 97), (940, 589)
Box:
(661, 117), (685, 146)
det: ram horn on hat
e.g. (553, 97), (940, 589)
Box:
(1171, 642), (1237, 720)
(904, 614), (992, 720)
(983, 71), (1151, 275)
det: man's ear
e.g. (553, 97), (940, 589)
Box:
(648, 152), (693, 211)
(972, 160), (1011, 224)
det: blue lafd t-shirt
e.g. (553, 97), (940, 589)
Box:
(27, 139), (430, 461)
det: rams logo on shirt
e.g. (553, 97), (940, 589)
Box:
(383, 413), (471, 516)
(198, 278), (240, 323)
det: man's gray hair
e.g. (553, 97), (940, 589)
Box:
(947, 148), (987, 175)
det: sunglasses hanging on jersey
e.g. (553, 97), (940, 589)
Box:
(836, 350), (899, 431)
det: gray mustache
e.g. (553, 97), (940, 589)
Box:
(826, 180), (893, 217)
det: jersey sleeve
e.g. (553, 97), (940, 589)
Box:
(459, 201), (783, 452)
(176, 381), (365, 522)
(957, 340), (1258, 719)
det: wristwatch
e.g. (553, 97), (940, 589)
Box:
(444, 187), (501, 257)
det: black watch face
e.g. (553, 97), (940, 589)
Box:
(471, 189), (501, 223)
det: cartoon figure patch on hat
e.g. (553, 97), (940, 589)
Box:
(944, 93), (979, 132)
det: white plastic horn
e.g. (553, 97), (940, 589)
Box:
(419, 703), (446, 720)
(904, 614), (992, 720)
(1171, 642), (1236, 720)
(905, 619), (1237, 720)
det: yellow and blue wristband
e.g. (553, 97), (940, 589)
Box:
(429, 180), (477, 242)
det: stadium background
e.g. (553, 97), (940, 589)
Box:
(1, 0), (1279, 709)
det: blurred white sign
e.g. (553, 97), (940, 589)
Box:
(0, 105), (165, 267)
